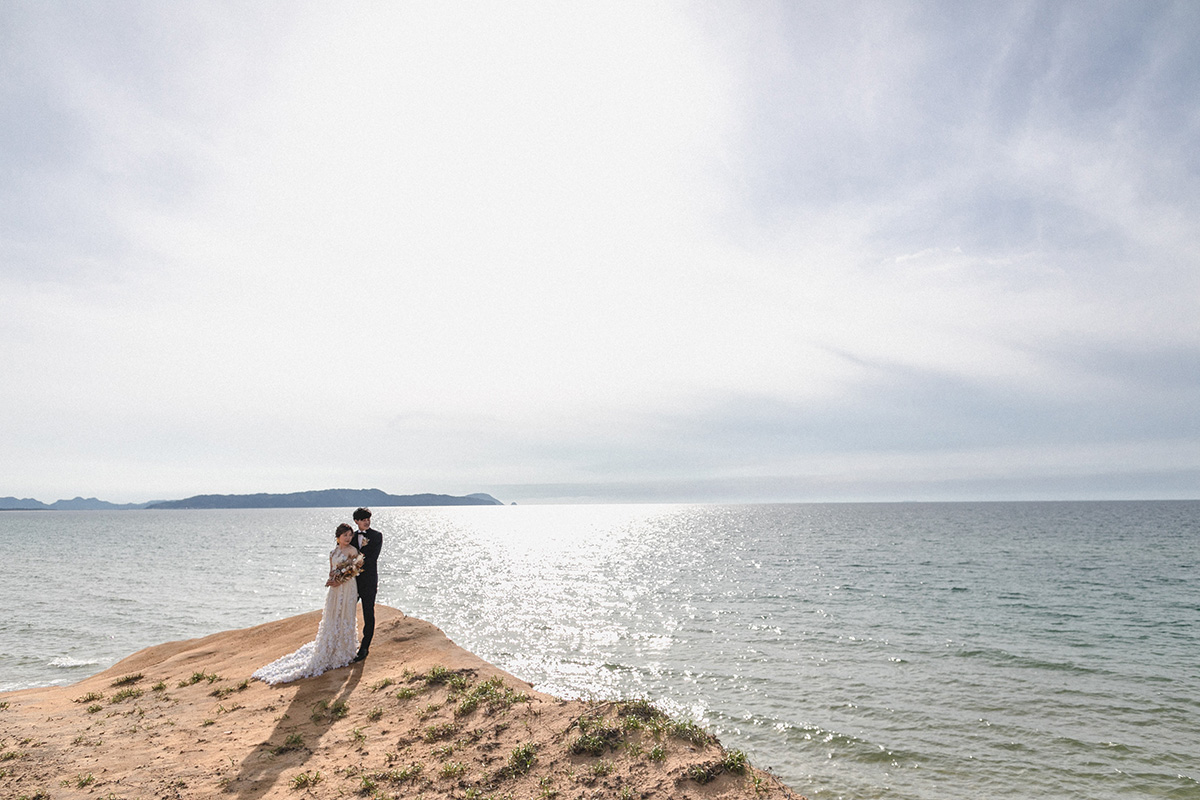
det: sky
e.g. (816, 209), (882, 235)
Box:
(2, 1), (1198, 505)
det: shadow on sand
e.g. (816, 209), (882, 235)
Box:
(230, 661), (365, 798)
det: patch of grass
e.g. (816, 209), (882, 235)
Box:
(71, 735), (102, 747)
(538, 775), (558, 799)
(648, 744), (666, 761)
(425, 665), (454, 684)
(109, 687), (143, 704)
(721, 748), (748, 774)
(438, 760), (467, 779)
(86, 703), (103, 714)
(668, 719), (714, 746)
(496, 742), (537, 780)
(373, 763), (424, 783)
(351, 727), (366, 746)
(178, 671), (221, 687)
(16, 792), (50, 800)
(688, 761), (720, 784)
(111, 673), (143, 686)
(454, 676), (530, 717)
(358, 774), (376, 793)
(366, 706), (383, 721)
(417, 702), (442, 720)
(75, 691), (104, 704)
(395, 686), (420, 700)
(201, 719), (215, 727)
(569, 714), (623, 756)
(423, 722), (458, 742)
(1, 751), (20, 762)
(211, 679), (250, 698)
(309, 698), (348, 722)
(618, 698), (666, 722)
(272, 733), (305, 755)
(0, 702), (8, 710)
(60, 773), (95, 788)
(290, 770), (321, 789)
(371, 677), (395, 691)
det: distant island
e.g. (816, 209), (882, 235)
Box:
(0, 488), (503, 511)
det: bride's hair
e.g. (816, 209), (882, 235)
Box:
(335, 523), (353, 538)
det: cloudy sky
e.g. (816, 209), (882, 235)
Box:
(2, 1), (1197, 504)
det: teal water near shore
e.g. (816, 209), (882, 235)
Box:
(3, 501), (1197, 799)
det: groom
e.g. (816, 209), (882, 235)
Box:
(351, 507), (383, 662)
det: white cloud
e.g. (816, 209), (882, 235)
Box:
(1, 1), (1197, 502)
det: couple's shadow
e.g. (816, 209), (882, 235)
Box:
(229, 660), (364, 798)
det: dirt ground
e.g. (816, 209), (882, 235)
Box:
(1, 606), (805, 799)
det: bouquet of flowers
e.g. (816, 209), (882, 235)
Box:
(330, 553), (365, 585)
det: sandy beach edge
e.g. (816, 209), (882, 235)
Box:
(0, 606), (805, 799)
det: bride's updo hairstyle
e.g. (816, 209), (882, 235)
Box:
(335, 523), (353, 538)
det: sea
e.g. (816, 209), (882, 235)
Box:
(2, 501), (1197, 800)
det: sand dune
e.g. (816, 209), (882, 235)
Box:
(1, 606), (803, 799)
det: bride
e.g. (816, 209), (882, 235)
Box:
(253, 523), (364, 685)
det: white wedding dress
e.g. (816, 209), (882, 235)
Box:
(252, 548), (360, 685)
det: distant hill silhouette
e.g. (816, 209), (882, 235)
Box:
(0, 496), (150, 510)
(145, 488), (503, 510)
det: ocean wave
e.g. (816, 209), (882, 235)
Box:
(48, 656), (100, 668)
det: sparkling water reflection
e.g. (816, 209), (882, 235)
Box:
(3, 501), (1198, 800)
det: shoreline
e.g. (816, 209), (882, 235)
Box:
(0, 606), (804, 799)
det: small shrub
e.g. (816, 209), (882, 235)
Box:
(669, 719), (713, 746)
(688, 762), (720, 784)
(618, 698), (666, 721)
(86, 704), (103, 714)
(109, 687), (143, 704)
(111, 673), (143, 686)
(375, 763), (423, 783)
(425, 665), (453, 684)
(497, 742), (537, 779)
(178, 671), (221, 687)
(438, 760), (466, 779)
(290, 770), (321, 789)
(569, 715), (623, 756)
(722, 748), (748, 774)
(423, 722), (458, 742)
(272, 733), (304, 754)
(75, 692), (104, 704)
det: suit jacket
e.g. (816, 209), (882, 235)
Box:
(356, 526), (383, 592)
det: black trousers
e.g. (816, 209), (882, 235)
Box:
(358, 579), (377, 655)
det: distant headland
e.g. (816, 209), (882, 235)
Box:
(0, 488), (504, 511)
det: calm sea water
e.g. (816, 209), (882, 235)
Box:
(2, 502), (1197, 799)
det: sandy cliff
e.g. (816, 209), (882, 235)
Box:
(1, 606), (803, 799)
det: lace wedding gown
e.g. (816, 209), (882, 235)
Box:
(252, 548), (360, 685)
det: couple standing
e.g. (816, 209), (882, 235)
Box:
(252, 508), (383, 686)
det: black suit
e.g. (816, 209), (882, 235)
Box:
(355, 526), (383, 658)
